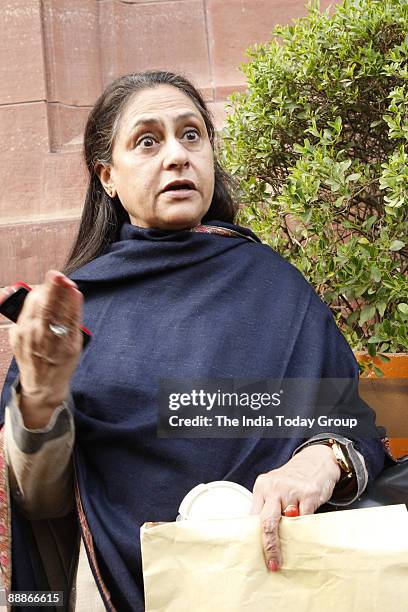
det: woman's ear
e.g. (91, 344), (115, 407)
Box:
(96, 163), (117, 199)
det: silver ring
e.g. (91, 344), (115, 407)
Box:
(48, 322), (70, 337)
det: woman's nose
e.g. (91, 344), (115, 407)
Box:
(162, 138), (189, 169)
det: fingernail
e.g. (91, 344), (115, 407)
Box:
(62, 277), (78, 289)
(283, 505), (299, 517)
(57, 275), (78, 290)
(49, 270), (63, 283)
(268, 560), (279, 572)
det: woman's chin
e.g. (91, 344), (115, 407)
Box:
(128, 201), (211, 230)
(157, 204), (208, 230)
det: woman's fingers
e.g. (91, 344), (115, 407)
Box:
(259, 499), (283, 571)
(24, 270), (82, 331)
(17, 270), (83, 359)
(8, 270), (84, 413)
(251, 446), (341, 572)
(255, 492), (308, 572)
(251, 473), (297, 571)
(39, 270), (82, 329)
(282, 504), (299, 517)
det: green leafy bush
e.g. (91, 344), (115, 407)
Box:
(222, 0), (408, 369)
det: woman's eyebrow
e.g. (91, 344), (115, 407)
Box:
(131, 111), (202, 131)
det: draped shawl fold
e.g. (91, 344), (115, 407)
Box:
(0, 220), (386, 611)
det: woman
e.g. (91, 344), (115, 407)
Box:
(0, 72), (387, 611)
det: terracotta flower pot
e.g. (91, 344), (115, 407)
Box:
(355, 352), (408, 459)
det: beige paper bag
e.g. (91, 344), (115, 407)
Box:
(141, 505), (408, 612)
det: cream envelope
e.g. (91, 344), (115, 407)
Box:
(141, 504), (408, 612)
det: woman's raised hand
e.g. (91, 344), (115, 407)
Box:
(250, 444), (341, 572)
(8, 270), (83, 429)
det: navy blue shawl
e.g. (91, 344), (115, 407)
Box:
(1, 221), (386, 611)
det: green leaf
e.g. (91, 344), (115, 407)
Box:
(354, 284), (371, 298)
(398, 303), (408, 315)
(326, 179), (341, 193)
(364, 216), (377, 231)
(383, 320), (392, 335)
(301, 208), (313, 224)
(347, 311), (359, 324)
(370, 266), (381, 282)
(359, 305), (376, 326)
(373, 366), (385, 378)
(346, 173), (362, 183)
(368, 343), (376, 357)
(390, 240), (405, 251)
(376, 302), (387, 317)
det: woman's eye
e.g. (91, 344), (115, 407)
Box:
(137, 135), (156, 148)
(184, 129), (200, 142)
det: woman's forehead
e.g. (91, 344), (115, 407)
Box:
(121, 85), (204, 128)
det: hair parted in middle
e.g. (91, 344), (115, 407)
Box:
(64, 71), (239, 275)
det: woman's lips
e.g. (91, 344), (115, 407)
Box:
(160, 189), (197, 199)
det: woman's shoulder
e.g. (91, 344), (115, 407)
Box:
(225, 221), (315, 291)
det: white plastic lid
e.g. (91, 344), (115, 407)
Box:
(177, 480), (253, 520)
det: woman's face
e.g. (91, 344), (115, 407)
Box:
(99, 85), (215, 230)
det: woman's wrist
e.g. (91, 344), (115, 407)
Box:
(294, 443), (342, 482)
(17, 387), (67, 429)
(293, 435), (366, 505)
